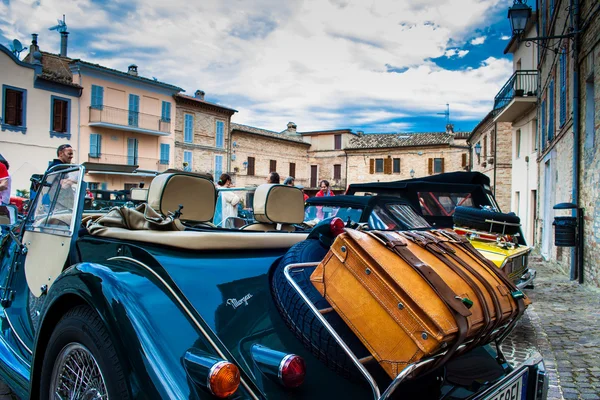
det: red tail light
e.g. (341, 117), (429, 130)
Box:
(330, 217), (345, 237)
(279, 355), (306, 388)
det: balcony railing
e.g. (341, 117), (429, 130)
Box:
(87, 153), (167, 171)
(89, 106), (171, 134)
(493, 70), (538, 111)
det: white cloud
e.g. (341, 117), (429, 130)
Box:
(501, 35), (511, 40)
(0, 0), (511, 131)
(470, 35), (487, 45)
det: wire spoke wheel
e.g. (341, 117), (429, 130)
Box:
(49, 343), (108, 400)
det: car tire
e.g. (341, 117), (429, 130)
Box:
(453, 206), (521, 235)
(39, 305), (130, 400)
(271, 239), (369, 379)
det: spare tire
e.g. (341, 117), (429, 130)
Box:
(271, 239), (369, 378)
(453, 206), (521, 235)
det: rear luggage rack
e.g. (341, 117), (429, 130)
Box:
(284, 262), (515, 399)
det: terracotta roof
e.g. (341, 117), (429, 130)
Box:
(346, 132), (467, 150)
(300, 129), (355, 136)
(231, 123), (310, 145)
(24, 51), (81, 87)
(70, 59), (183, 92)
(175, 94), (237, 114)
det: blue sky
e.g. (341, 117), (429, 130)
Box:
(0, 0), (517, 133)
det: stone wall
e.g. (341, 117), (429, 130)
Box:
(231, 132), (310, 187)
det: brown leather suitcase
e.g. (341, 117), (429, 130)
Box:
(310, 228), (530, 379)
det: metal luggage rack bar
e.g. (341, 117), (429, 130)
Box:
(283, 262), (515, 399)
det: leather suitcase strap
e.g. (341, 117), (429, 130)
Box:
(438, 230), (527, 322)
(408, 231), (506, 346)
(370, 231), (470, 368)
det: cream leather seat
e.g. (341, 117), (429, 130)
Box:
(147, 172), (216, 225)
(241, 184), (304, 232)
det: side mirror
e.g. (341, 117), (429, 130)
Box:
(0, 205), (19, 227)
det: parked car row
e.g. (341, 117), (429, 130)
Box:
(0, 166), (546, 399)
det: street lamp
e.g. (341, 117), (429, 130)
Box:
(507, 0), (578, 46)
(410, 169), (415, 178)
(474, 142), (482, 156)
(507, 0), (531, 37)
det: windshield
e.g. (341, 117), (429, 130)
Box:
(417, 192), (474, 216)
(214, 187), (256, 228)
(304, 204), (364, 226)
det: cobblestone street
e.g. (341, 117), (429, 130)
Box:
(0, 263), (598, 399)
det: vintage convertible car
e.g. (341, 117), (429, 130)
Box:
(0, 166), (548, 399)
(345, 172), (536, 290)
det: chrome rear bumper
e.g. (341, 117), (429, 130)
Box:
(516, 268), (536, 290)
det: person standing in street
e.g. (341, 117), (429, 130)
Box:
(47, 144), (74, 171)
(316, 180), (334, 197)
(267, 172), (280, 184)
(0, 158), (11, 205)
(283, 176), (295, 186)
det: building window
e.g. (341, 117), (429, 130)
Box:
(215, 155), (223, 181)
(461, 153), (467, 169)
(91, 85), (104, 109)
(375, 158), (384, 173)
(289, 162), (296, 178)
(334, 134), (342, 150)
(88, 182), (99, 190)
(51, 96), (70, 137)
(183, 151), (193, 171)
(548, 80), (555, 142)
(89, 133), (102, 158)
(161, 101), (171, 122)
(483, 136), (487, 157)
(393, 158), (400, 173)
(585, 77), (595, 149)
(247, 157), (255, 176)
(124, 183), (139, 191)
(127, 138), (139, 165)
(334, 164), (341, 179)
(216, 120), (224, 148)
(533, 119), (539, 151)
(559, 49), (567, 127)
(541, 99), (546, 150)
(515, 191), (520, 216)
(516, 129), (521, 158)
(184, 114), (194, 143)
(429, 158), (444, 174)
(269, 160), (277, 172)
(128, 94), (139, 127)
(1, 85), (27, 133)
(160, 143), (170, 165)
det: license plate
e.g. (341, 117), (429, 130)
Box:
(484, 369), (528, 400)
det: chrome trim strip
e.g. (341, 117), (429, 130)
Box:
(4, 312), (32, 355)
(107, 256), (259, 400)
(516, 269), (536, 290)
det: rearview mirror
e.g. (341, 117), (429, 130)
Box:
(0, 205), (19, 227)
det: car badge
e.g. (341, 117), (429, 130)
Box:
(227, 294), (253, 309)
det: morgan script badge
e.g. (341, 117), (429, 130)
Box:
(226, 294), (253, 309)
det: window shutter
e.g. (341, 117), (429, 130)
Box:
(441, 158), (445, 173)
(541, 100), (547, 150)
(384, 157), (392, 174)
(334, 164), (341, 179)
(289, 162), (296, 178)
(53, 99), (63, 132)
(161, 101), (171, 122)
(5, 90), (17, 125)
(248, 157), (255, 176)
(369, 159), (374, 174)
(89, 134), (98, 157)
(548, 80), (555, 141)
(560, 50), (566, 127)
(91, 85), (104, 109)
(216, 121), (224, 148)
(270, 160), (277, 172)
(462, 153), (467, 168)
(184, 114), (193, 142)
(428, 158), (433, 175)
(160, 143), (170, 164)
(334, 134), (342, 150)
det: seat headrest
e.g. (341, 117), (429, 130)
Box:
(148, 173), (216, 222)
(253, 184), (304, 224)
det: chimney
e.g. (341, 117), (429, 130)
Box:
(194, 90), (205, 100)
(60, 31), (69, 57)
(30, 33), (39, 53)
(357, 130), (364, 137)
(127, 64), (138, 76)
(286, 121), (297, 135)
(445, 123), (454, 134)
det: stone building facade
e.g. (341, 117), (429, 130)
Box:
(231, 122), (311, 187)
(534, 0), (600, 287)
(345, 128), (470, 185)
(468, 112), (513, 213)
(301, 129), (355, 190)
(173, 91), (236, 181)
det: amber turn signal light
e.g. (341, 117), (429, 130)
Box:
(208, 361), (241, 398)
(184, 349), (241, 398)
